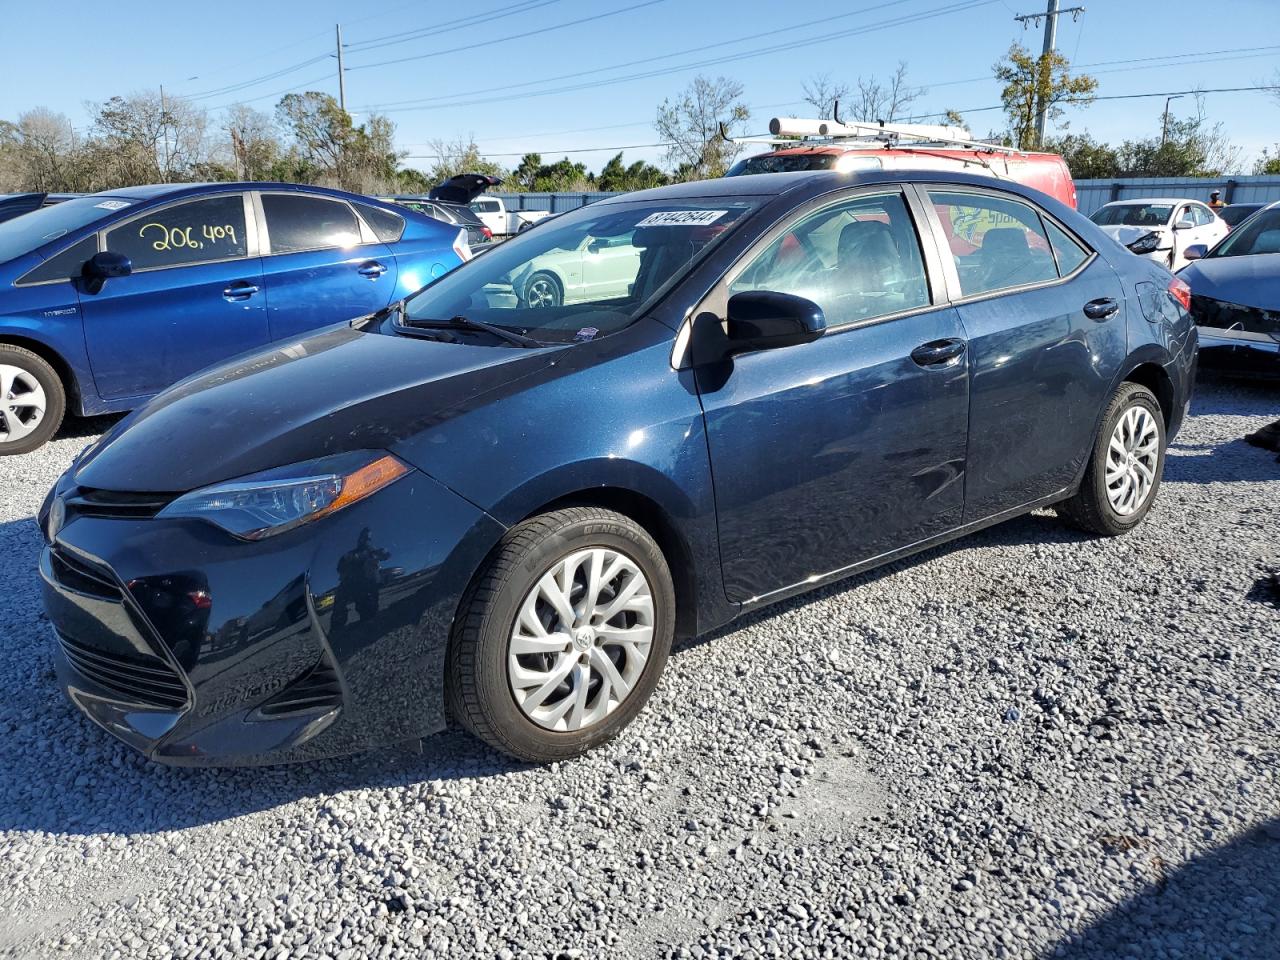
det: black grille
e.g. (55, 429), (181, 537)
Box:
(57, 631), (188, 710)
(258, 650), (343, 716)
(64, 487), (174, 521)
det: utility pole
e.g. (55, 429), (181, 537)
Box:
(159, 83), (169, 182)
(1014, 1), (1085, 146)
(1161, 94), (1184, 146)
(335, 24), (347, 112)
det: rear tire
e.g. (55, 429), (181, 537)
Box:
(0, 345), (65, 456)
(447, 507), (675, 762)
(1059, 382), (1165, 536)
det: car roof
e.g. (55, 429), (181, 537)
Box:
(1101, 197), (1205, 206)
(83, 182), (386, 202)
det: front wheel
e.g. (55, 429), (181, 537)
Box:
(1059, 382), (1165, 536)
(446, 507), (675, 762)
(0, 345), (65, 456)
(524, 271), (562, 308)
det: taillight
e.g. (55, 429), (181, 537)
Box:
(452, 228), (472, 262)
(481, 226), (493, 240)
(1169, 276), (1192, 311)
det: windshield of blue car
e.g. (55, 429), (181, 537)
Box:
(0, 195), (127, 263)
(1089, 204), (1173, 227)
(400, 198), (760, 342)
(1206, 208), (1280, 258)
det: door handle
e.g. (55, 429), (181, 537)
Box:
(222, 281), (259, 301)
(358, 261), (387, 279)
(1083, 297), (1120, 321)
(910, 338), (966, 367)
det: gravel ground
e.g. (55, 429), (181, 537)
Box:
(0, 376), (1277, 960)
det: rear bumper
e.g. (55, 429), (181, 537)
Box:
(1196, 327), (1280, 377)
(39, 470), (504, 766)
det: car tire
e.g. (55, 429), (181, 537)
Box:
(446, 506), (675, 762)
(0, 344), (65, 456)
(524, 271), (562, 308)
(1058, 382), (1165, 536)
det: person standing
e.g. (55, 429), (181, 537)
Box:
(1209, 190), (1226, 211)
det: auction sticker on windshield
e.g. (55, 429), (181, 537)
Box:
(636, 210), (727, 227)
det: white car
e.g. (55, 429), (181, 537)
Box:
(507, 231), (641, 307)
(1089, 198), (1228, 271)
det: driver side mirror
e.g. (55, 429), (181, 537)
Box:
(1183, 243), (1208, 261)
(725, 291), (826, 355)
(81, 251), (131, 293)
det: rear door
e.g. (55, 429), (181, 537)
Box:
(82, 192), (268, 400)
(695, 186), (970, 604)
(255, 192), (398, 341)
(922, 186), (1127, 521)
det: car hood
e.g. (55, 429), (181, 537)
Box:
(73, 324), (559, 494)
(1178, 254), (1280, 310)
(1097, 224), (1167, 246)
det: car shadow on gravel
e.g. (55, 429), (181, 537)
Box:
(1051, 821), (1280, 958)
(1190, 373), (1278, 417)
(53, 413), (125, 441)
(1164, 439), (1280, 484)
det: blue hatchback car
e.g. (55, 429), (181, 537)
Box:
(0, 183), (465, 453)
(39, 170), (1197, 766)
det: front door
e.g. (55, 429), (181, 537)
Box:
(579, 233), (642, 301)
(257, 192), (398, 342)
(923, 187), (1129, 521)
(695, 188), (970, 604)
(82, 192), (268, 401)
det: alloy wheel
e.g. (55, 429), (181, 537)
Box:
(1105, 405), (1160, 516)
(507, 547), (654, 732)
(0, 364), (47, 444)
(526, 276), (559, 308)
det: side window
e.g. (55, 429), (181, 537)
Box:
(104, 195), (248, 271)
(261, 194), (361, 255)
(1174, 205), (1193, 227)
(472, 199), (500, 214)
(1044, 219), (1089, 276)
(927, 190), (1058, 297)
(16, 235), (98, 285)
(354, 202), (405, 242)
(729, 191), (930, 327)
(1193, 204), (1215, 226)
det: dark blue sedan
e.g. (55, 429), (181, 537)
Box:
(39, 170), (1196, 765)
(0, 183), (466, 453)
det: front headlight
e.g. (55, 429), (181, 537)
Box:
(158, 451), (411, 540)
(1127, 231), (1162, 254)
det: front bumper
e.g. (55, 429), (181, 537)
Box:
(1191, 294), (1280, 378)
(39, 470), (503, 766)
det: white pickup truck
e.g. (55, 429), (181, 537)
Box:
(468, 195), (551, 238)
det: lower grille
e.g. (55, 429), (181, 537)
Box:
(57, 631), (188, 710)
(258, 650), (342, 716)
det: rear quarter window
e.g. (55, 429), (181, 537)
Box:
(355, 202), (405, 243)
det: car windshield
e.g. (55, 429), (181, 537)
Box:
(1090, 204), (1173, 227)
(0, 195), (128, 263)
(1219, 204), (1262, 228)
(726, 154), (837, 176)
(1206, 208), (1280, 258)
(400, 198), (759, 342)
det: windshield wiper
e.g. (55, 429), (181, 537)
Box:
(400, 313), (543, 348)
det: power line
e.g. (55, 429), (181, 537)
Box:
(184, 53), (333, 101)
(347, 0), (666, 72)
(342, 0), (566, 53)
(361, 0), (996, 114)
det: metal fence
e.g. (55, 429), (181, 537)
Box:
(1075, 176), (1280, 216)
(505, 179), (1280, 218)
(503, 191), (625, 213)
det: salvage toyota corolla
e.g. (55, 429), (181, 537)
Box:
(39, 170), (1198, 766)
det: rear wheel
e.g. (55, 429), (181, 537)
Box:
(1059, 382), (1165, 536)
(446, 507), (675, 762)
(0, 345), (65, 456)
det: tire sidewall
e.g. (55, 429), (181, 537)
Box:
(0, 346), (64, 456)
(471, 515), (674, 760)
(1091, 385), (1166, 533)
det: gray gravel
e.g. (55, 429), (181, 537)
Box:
(1, 376), (1277, 960)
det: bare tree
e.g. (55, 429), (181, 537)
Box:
(225, 105), (282, 181)
(655, 75), (750, 181)
(87, 90), (211, 186)
(849, 62), (926, 123)
(801, 73), (850, 121)
(2, 109), (85, 191)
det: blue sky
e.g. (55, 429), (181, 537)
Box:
(4, 0), (1278, 174)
